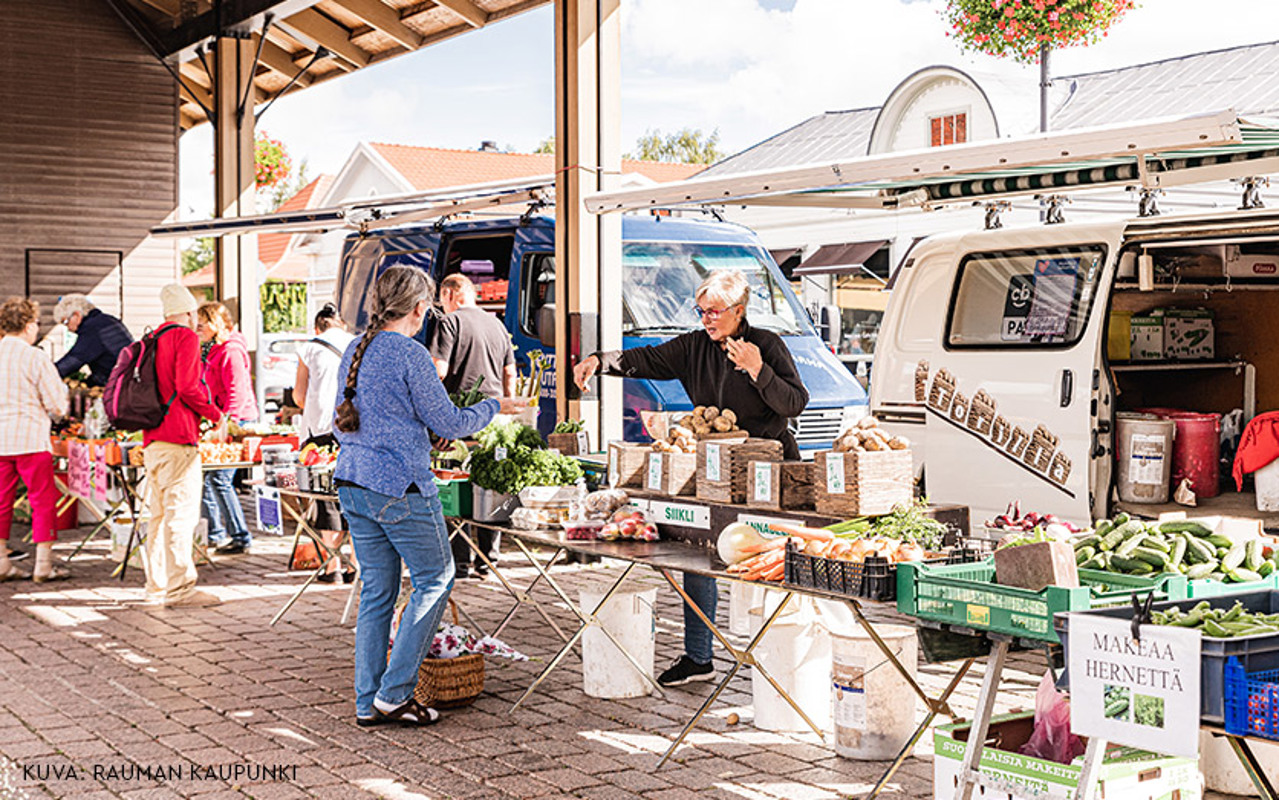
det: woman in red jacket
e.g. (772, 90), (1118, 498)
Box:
(197, 302), (258, 554)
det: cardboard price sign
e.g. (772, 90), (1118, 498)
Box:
(255, 486), (283, 536)
(1067, 615), (1200, 759)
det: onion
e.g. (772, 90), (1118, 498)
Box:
(717, 523), (769, 565)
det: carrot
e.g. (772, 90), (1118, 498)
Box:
(728, 550), (782, 574)
(760, 562), (786, 581)
(767, 522), (834, 542)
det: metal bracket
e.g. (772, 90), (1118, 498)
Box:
(1137, 187), (1163, 217)
(1239, 176), (1269, 209)
(1043, 194), (1071, 225)
(983, 200), (1011, 230)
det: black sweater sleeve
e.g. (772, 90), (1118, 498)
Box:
(596, 334), (691, 381)
(751, 334), (809, 419)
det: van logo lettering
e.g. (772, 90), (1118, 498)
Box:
(1255, 262), (1277, 274)
(916, 361), (1074, 497)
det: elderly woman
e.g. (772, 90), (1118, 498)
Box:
(574, 269), (808, 687)
(334, 265), (525, 727)
(196, 302), (257, 554)
(0, 297), (70, 582)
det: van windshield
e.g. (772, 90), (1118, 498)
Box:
(623, 242), (805, 335)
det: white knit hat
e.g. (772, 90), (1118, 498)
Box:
(160, 284), (199, 318)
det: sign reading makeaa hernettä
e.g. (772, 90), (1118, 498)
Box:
(1067, 615), (1201, 759)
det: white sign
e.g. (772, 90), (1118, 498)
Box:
(495, 446), (508, 462)
(737, 513), (805, 535)
(1067, 615), (1201, 759)
(826, 452), (846, 494)
(255, 486), (283, 536)
(753, 461), (773, 502)
(706, 443), (722, 482)
(576, 430), (590, 454)
(647, 452), (664, 490)
(608, 445), (619, 487)
(631, 498), (711, 529)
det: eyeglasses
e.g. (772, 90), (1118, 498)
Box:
(695, 303), (740, 322)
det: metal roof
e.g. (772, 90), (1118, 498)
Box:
(1051, 40), (1279, 130)
(108, 0), (548, 130)
(696, 107), (879, 179)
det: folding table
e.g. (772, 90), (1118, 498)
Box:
(270, 486), (358, 626)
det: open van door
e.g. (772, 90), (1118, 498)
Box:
(918, 226), (1120, 526)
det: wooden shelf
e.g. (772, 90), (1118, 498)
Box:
(1111, 360), (1247, 372)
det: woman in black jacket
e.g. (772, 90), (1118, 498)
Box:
(574, 269), (808, 686)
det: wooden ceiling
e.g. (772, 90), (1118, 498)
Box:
(115, 0), (549, 129)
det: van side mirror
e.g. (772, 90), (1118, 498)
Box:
(537, 304), (556, 348)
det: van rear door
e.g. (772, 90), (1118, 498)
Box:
(920, 234), (1115, 525)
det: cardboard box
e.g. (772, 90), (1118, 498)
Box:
(1225, 251), (1279, 278)
(1108, 310), (1132, 361)
(1163, 308), (1214, 360)
(1129, 315), (1164, 360)
(934, 713), (1202, 800)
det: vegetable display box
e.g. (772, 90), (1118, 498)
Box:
(745, 460), (814, 511)
(933, 713), (1201, 800)
(814, 449), (912, 517)
(435, 478), (472, 518)
(897, 559), (1188, 643)
(1224, 658), (1279, 741)
(608, 443), (650, 488)
(696, 439), (782, 504)
(1055, 590), (1279, 724)
(785, 541), (980, 602)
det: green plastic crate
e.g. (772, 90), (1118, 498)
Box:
(435, 478), (473, 518)
(896, 559), (1188, 643)
(1186, 571), (1279, 598)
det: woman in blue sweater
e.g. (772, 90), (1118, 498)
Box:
(333, 265), (525, 727)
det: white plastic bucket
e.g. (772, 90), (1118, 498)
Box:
(747, 597), (832, 732)
(729, 581), (770, 637)
(580, 587), (656, 699)
(1199, 728), (1279, 795)
(1115, 412), (1175, 504)
(1256, 458), (1279, 511)
(832, 624), (918, 760)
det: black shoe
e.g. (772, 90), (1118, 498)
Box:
(453, 564), (470, 580)
(214, 542), (250, 555)
(6, 550), (28, 563)
(473, 562), (490, 577)
(657, 656), (714, 687)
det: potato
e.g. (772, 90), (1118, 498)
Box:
(862, 437), (884, 452)
(671, 425), (694, 440)
(857, 415), (879, 430)
(703, 406), (720, 422)
(888, 436), (910, 451)
(712, 416), (734, 432)
(720, 409), (737, 424)
(693, 406), (706, 419)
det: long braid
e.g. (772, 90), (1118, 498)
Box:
(333, 265), (434, 434)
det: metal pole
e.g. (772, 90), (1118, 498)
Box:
(1040, 43), (1051, 133)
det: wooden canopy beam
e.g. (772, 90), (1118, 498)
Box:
(331, 0), (423, 50)
(434, 0), (488, 28)
(254, 35), (314, 86)
(280, 8), (371, 68)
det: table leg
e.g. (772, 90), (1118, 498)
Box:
(509, 559), (658, 712)
(1070, 737), (1107, 800)
(270, 565), (328, 626)
(447, 521), (571, 642)
(271, 497), (337, 626)
(847, 599), (956, 718)
(863, 658), (975, 800)
(954, 638), (1009, 800)
(1226, 734), (1278, 800)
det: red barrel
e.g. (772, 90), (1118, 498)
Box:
(1168, 412), (1222, 499)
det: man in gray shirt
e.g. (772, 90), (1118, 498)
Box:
(428, 273), (516, 579)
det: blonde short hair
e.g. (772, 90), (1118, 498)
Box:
(695, 270), (749, 311)
(53, 294), (94, 324)
(197, 302), (235, 342)
(0, 297), (38, 335)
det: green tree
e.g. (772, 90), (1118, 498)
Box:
(533, 136), (555, 154)
(628, 128), (723, 164)
(181, 237), (214, 275)
(265, 157), (311, 211)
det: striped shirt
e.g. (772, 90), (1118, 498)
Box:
(0, 336), (69, 455)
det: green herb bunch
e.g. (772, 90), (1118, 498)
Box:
(469, 421), (583, 494)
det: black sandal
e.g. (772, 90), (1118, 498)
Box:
(371, 699), (440, 727)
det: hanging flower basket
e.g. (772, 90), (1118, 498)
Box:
(255, 132), (292, 189)
(943, 0), (1136, 64)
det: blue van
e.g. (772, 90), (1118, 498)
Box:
(334, 214), (868, 453)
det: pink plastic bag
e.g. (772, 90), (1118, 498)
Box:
(1019, 671), (1086, 764)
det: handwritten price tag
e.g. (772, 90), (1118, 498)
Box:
(753, 462), (773, 502)
(706, 443), (722, 482)
(826, 452), (846, 494)
(647, 453), (664, 490)
(495, 446), (508, 462)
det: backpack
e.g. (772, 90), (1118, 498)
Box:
(103, 325), (181, 432)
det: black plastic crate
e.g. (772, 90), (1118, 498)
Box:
(784, 542), (979, 602)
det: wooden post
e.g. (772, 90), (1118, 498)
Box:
(213, 34), (259, 352)
(554, 0), (621, 446)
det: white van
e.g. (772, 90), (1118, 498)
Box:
(870, 207), (1279, 528)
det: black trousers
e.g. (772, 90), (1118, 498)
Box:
(451, 522), (500, 568)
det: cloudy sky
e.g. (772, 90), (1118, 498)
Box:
(178, 0), (1279, 217)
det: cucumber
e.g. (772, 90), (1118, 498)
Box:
(1079, 555), (1105, 570)
(1246, 539), (1264, 571)
(1142, 535), (1172, 554)
(1076, 546), (1097, 565)
(1229, 567), (1264, 583)
(1158, 520), (1214, 538)
(1222, 541), (1248, 572)
(1115, 531), (1148, 558)
(1093, 520), (1114, 539)
(1073, 534), (1101, 551)
(1206, 534), (1235, 549)
(1100, 521), (1135, 551)
(1110, 555), (1153, 574)
(1105, 698), (1129, 717)
(1169, 536), (1188, 569)
(1184, 536), (1215, 564)
(1185, 563), (1218, 580)
(1132, 546), (1171, 569)
(1260, 561), (1275, 578)
(1112, 512), (1130, 527)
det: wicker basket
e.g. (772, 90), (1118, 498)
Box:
(412, 601), (485, 708)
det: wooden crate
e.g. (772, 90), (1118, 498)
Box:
(814, 449), (912, 517)
(608, 443), (650, 488)
(696, 438), (783, 503)
(746, 461), (816, 510)
(547, 431), (589, 456)
(643, 451), (698, 496)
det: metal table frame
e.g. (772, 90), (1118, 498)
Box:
(270, 487), (359, 627)
(452, 519), (965, 777)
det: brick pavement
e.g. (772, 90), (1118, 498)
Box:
(0, 527), (1251, 799)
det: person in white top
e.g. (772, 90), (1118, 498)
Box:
(0, 297), (70, 582)
(292, 302), (357, 582)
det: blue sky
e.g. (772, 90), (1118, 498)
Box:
(178, 0), (1279, 218)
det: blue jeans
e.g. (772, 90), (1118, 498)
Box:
(201, 468), (250, 547)
(684, 573), (718, 664)
(338, 485), (454, 718)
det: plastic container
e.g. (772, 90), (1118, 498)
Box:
(1224, 657), (1279, 740)
(472, 486), (519, 522)
(832, 624), (917, 760)
(896, 559), (1188, 643)
(435, 478), (473, 518)
(747, 596), (832, 732)
(1169, 412), (1222, 498)
(1114, 413), (1175, 503)
(1257, 458), (1279, 512)
(784, 542), (980, 602)
(580, 588), (656, 699)
(1054, 589), (1279, 724)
